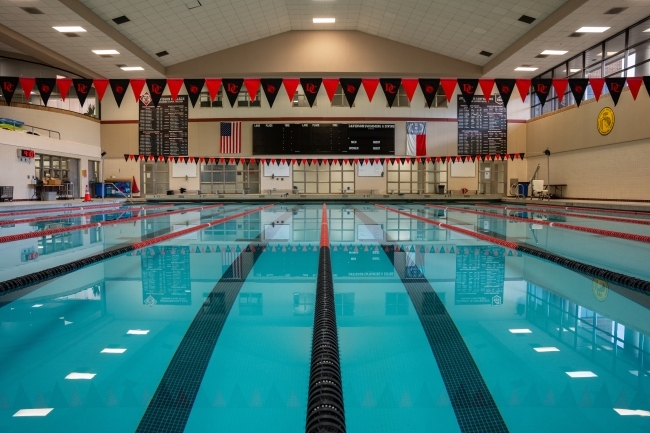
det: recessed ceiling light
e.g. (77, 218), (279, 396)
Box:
(614, 408), (650, 416)
(92, 50), (120, 55)
(65, 372), (96, 380)
(101, 348), (127, 354)
(121, 66), (144, 71)
(13, 408), (53, 417)
(515, 67), (538, 71)
(534, 347), (560, 352)
(53, 26), (86, 33)
(313, 18), (335, 23)
(509, 328), (532, 333)
(127, 329), (149, 334)
(577, 27), (610, 33)
(566, 371), (597, 378)
(541, 50), (568, 55)
(570, 68), (581, 72)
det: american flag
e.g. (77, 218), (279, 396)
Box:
(220, 121), (241, 154)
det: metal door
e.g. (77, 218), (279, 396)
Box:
(478, 162), (506, 195)
(141, 162), (169, 195)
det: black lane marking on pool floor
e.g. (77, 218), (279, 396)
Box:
(351, 207), (509, 433)
(135, 205), (302, 433)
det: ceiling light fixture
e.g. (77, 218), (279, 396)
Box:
(515, 67), (538, 71)
(541, 50), (568, 55)
(313, 18), (335, 23)
(92, 50), (120, 55)
(53, 26), (86, 33)
(576, 27), (610, 33)
(121, 66), (144, 71)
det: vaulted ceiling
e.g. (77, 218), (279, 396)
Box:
(0, 0), (648, 78)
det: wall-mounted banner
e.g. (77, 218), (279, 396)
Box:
(340, 78), (362, 108)
(222, 78), (243, 107)
(109, 79), (130, 107)
(0, 77), (18, 105)
(380, 78), (401, 107)
(300, 78), (322, 107)
(183, 78), (205, 107)
(261, 78), (282, 107)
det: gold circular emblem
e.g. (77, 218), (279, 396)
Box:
(597, 107), (615, 136)
(592, 278), (609, 301)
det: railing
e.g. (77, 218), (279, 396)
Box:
(103, 182), (134, 205)
(23, 124), (61, 139)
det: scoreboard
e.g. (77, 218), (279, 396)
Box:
(253, 123), (395, 155)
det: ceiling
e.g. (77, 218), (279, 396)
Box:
(0, 0), (648, 78)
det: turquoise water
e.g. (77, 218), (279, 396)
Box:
(0, 202), (649, 432)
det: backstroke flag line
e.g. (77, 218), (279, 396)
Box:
(220, 121), (241, 154)
(406, 122), (427, 156)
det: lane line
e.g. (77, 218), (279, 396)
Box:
(2, 204), (174, 226)
(479, 204), (650, 226)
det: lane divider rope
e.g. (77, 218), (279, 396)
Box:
(0, 202), (126, 218)
(2, 204), (175, 226)
(525, 202), (650, 216)
(0, 204), (273, 295)
(376, 204), (650, 294)
(305, 204), (345, 433)
(0, 204), (224, 244)
(479, 204), (650, 226)
(427, 204), (650, 244)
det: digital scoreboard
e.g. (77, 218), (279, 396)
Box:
(253, 123), (395, 155)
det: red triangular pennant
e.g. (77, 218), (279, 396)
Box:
(627, 77), (643, 100)
(167, 78), (184, 102)
(361, 78), (380, 102)
(401, 78), (419, 102)
(93, 79), (109, 102)
(515, 79), (531, 102)
(130, 79), (146, 101)
(589, 78), (605, 102)
(478, 79), (494, 99)
(440, 79), (457, 102)
(552, 78), (568, 101)
(283, 78), (300, 102)
(244, 78), (260, 102)
(205, 78), (222, 102)
(56, 78), (72, 101)
(322, 78), (339, 103)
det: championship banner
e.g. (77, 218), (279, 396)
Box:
(340, 78), (361, 107)
(419, 78), (439, 108)
(261, 78), (282, 107)
(109, 79), (130, 107)
(379, 78), (401, 107)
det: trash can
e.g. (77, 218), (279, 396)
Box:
(437, 184), (445, 195)
(41, 191), (57, 201)
(518, 182), (530, 197)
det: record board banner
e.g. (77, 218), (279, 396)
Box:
(139, 94), (188, 156)
(457, 95), (507, 155)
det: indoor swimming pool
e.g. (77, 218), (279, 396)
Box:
(1, 201), (649, 433)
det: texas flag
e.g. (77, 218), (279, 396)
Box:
(406, 121), (426, 156)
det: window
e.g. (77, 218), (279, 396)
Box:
(331, 84), (354, 107)
(328, 208), (355, 242)
(237, 89), (261, 107)
(292, 207), (320, 242)
(335, 293), (355, 316)
(293, 85), (317, 107)
(386, 292), (409, 315)
(385, 211), (446, 241)
(38, 232), (83, 255)
(239, 293), (263, 315)
(292, 162), (354, 194)
(34, 153), (70, 182)
(387, 84), (410, 107)
(199, 90), (223, 107)
(424, 87), (448, 108)
(386, 161), (447, 194)
(201, 214), (261, 241)
(200, 162), (260, 194)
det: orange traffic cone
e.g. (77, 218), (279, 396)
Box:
(83, 184), (92, 202)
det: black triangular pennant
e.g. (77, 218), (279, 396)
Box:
(643, 77), (650, 98)
(532, 79), (552, 107)
(380, 78), (401, 108)
(300, 78), (322, 107)
(260, 78), (282, 108)
(35, 78), (56, 106)
(339, 78), (362, 108)
(72, 79), (93, 106)
(568, 78), (589, 107)
(0, 77), (19, 105)
(146, 79), (167, 107)
(419, 79), (440, 108)
(222, 78), (243, 107)
(605, 77), (626, 106)
(495, 79), (515, 107)
(390, 158), (396, 165)
(109, 79), (129, 107)
(457, 78), (479, 106)
(184, 78), (205, 108)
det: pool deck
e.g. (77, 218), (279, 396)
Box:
(502, 197), (650, 212)
(144, 192), (504, 202)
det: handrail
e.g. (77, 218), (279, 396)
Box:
(104, 182), (134, 205)
(23, 124), (61, 139)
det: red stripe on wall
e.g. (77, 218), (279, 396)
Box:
(101, 117), (527, 124)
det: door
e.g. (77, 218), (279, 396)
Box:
(141, 162), (170, 195)
(67, 158), (80, 198)
(478, 162), (506, 195)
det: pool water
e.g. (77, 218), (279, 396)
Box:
(1, 202), (649, 433)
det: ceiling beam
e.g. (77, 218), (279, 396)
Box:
(58, 0), (165, 76)
(482, 0), (591, 76)
(0, 22), (100, 78)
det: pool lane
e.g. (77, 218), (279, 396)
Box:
(330, 205), (462, 433)
(182, 204), (317, 433)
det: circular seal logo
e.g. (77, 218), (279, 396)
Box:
(597, 107), (615, 135)
(592, 278), (609, 301)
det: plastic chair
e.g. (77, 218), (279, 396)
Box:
(531, 180), (550, 200)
